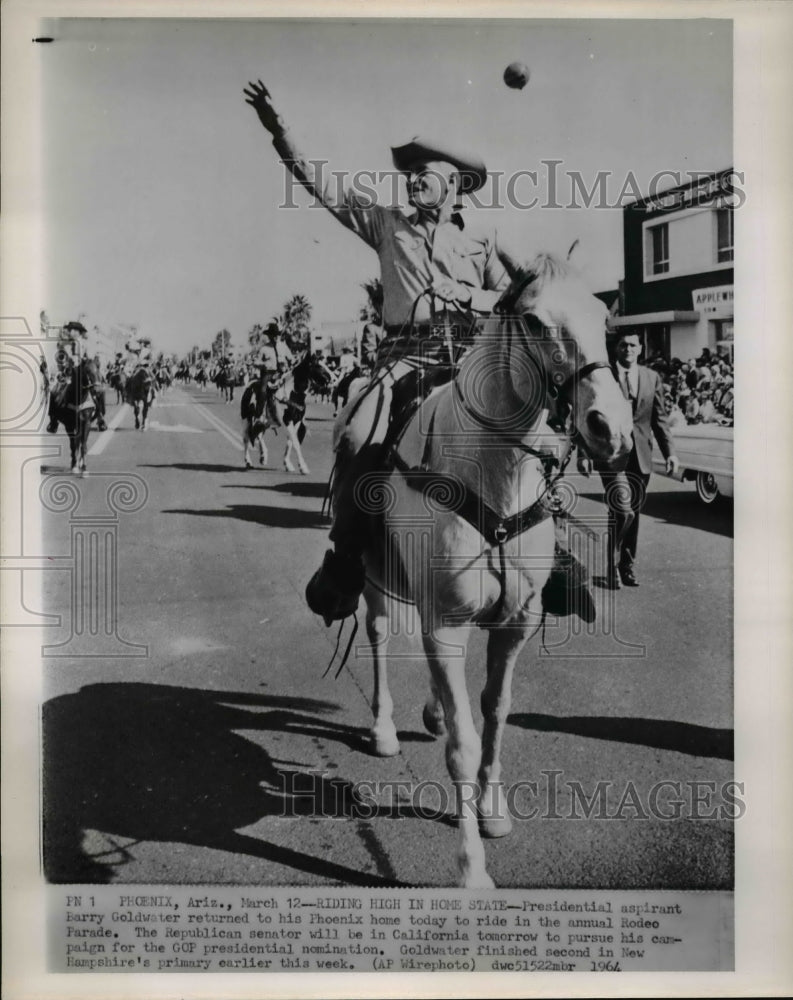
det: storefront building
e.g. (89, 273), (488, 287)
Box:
(611, 168), (736, 362)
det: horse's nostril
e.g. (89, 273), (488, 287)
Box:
(586, 410), (611, 439)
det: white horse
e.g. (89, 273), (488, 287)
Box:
(335, 254), (633, 888)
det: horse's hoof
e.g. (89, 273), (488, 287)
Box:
(461, 872), (495, 890)
(478, 814), (513, 839)
(371, 732), (400, 758)
(422, 703), (447, 738)
(299, 466), (309, 476)
(244, 461), (252, 470)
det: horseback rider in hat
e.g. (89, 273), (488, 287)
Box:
(244, 80), (588, 625)
(47, 322), (102, 433)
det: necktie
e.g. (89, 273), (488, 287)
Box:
(624, 369), (635, 400)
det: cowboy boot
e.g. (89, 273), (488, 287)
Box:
(305, 548), (366, 626)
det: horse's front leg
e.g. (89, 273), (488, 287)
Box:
(68, 427), (79, 473)
(291, 423), (310, 475)
(422, 675), (447, 737)
(477, 624), (534, 839)
(78, 418), (90, 476)
(364, 583), (399, 757)
(258, 432), (268, 467)
(423, 627), (492, 888)
(283, 425), (296, 473)
(242, 424), (253, 468)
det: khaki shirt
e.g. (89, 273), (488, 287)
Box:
(274, 132), (522, 326)
(260, 341), (293, 370)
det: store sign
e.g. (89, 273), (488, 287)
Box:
(639, 170), (740, 214)
(692, 285), (733, 318)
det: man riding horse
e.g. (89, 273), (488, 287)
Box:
(45, 323), (103, 473)
(125, 337), (158, 429)
(46, 323), (105, 433)
(245, 80), (595, 625)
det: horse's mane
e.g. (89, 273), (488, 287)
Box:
(530, 251), (572, 279)
(517, 252), (574, 293)
(495, 252), (575, 317)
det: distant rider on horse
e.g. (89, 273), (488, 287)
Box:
(47, 324), (104, 433)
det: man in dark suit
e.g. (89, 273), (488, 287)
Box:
(579, 331), (679, 588)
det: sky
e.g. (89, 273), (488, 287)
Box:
(41, 17), (732, 356)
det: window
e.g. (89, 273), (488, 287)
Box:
(716, 208), (733, 263)
(643, 324), (670, 360)
(650, 223), (669, 274)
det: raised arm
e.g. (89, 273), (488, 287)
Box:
(243, 80), (384, 247)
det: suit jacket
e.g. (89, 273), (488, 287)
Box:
(615, 363), (675, 474)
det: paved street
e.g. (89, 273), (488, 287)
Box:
(41, 384), (734, 889)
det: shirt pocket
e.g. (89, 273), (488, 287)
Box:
(451, 244), (487, 282)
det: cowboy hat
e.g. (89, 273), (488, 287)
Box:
(391, 136), (488, 193)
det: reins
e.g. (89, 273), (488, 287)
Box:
(381, 286), (608, 626)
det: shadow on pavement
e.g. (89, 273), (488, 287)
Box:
(640, 489), (733, 538)
(224, 481), (329, 499)
(577, 487), (732, 539)
(43, 683), (436, 886)
(508, 712), (733, 760)
(140, 463), (247, 474)
(162, 505), (329, 529)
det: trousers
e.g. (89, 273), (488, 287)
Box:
(329, 361), (413, 550)
(598, 456), (649, 570)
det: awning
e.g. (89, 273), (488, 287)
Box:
(610, 310), (700, 327)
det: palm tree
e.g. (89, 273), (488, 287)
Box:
(248, 323), (265, 351)
(281, 294), (312, 352)
(359, 277), (383, 326)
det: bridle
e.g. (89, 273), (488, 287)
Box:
(499, 266), (612, 397)
(451, 302), (611, 460)
(371, 274), (614, 625)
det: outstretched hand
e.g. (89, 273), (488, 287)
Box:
(243, 80), (286, 137)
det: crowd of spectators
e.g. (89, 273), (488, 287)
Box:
(643, 347), (734, 429)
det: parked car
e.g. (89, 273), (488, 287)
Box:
(653, 423), (733, 504)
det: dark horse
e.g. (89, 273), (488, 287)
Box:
(155, 365), (173, 392)
(125, 367), (157, 430)
(108, 366), (126, 404)
(47, 357), (100, 476)
(214, 365), (235, 403)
